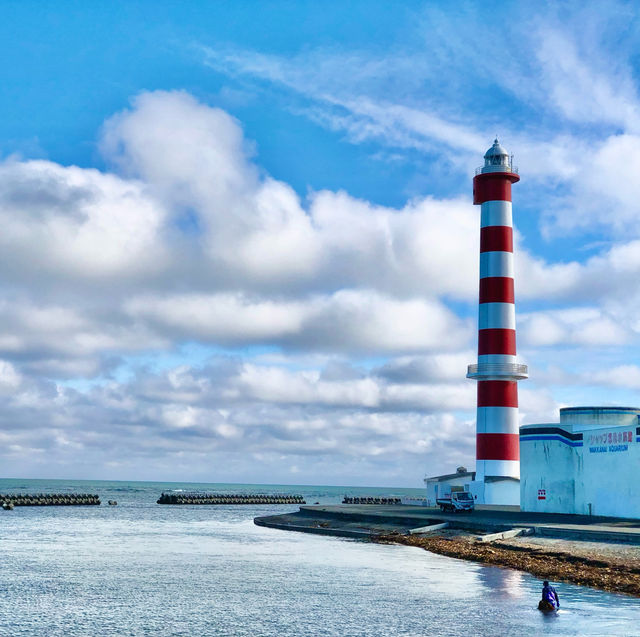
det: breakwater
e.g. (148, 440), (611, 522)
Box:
(1, 493), (100, 507)
(342, 496), (401, 505)
(157, 493), (306, 505)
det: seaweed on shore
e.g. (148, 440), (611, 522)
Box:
(373, 533), (640, 598)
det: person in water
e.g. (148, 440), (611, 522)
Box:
(540, 580), (560, 610)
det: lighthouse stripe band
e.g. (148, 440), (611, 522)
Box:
(478, 303), (516, 330)
(473, 179), (513, 204)
(478, 329), (516, 355)
(473, 172), (519, 205)
(478, 459), (520, 478)
(478, 354), (516, 366)
(479, 277), (514, 304)
(480, 201), (512, 228)
(477, 380), (518, 407)
(476, 433), (519, 461)
(480, 252), (514, 278)
(476, 407), (519, 434)
(480, 226), (513, 253)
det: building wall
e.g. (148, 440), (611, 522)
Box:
(578, 425), (640, 517)
(425, 476), (470, 507)
(519, 425), (577, 513)
(520, 414), (640, 518)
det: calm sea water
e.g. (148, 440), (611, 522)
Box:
(1, 478), (639, 636)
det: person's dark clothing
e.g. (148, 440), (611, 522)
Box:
(542, 584), (560, 608)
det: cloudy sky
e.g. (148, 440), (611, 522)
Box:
(2, 1), (640, 486)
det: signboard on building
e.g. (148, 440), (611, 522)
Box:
(588, 429), (633, 454)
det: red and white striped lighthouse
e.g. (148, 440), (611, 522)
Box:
(467, 139), (528, 503)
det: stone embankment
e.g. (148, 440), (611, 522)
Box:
(375, 532), (640, 597)
(157, 493), (306, 505)
(1, 493), (100, 508)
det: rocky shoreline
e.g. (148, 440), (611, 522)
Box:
(374, 531), (640, 598)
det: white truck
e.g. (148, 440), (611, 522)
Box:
(435, 490), (475, 513)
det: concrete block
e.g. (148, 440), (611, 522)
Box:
(475, 527), (534, 542)
(409, 522), (449, 535)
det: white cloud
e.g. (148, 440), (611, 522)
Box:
(126, 289), (471, 354)
(125, 293), (306, 342)
(587, 365), (640, 390)
(0, 160), (168, 278)
(0, 80), (638, 481)
(375, 352), (473, 383)
(101, 91), (321, 284)
(535, 24), (640, 130)
(0, 360), (22, 392)
(520, 307), (631, 348)
(519, 386), (560, 425)
(0, 354), (481, 482)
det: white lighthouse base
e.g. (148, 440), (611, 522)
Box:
(469, 477), (520, 506)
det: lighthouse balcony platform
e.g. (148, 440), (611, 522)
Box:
(466, 363), (528, 380)
(475, 164), (518, 175)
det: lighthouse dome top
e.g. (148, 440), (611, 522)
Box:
(484, 138), (508, 159)
(479, 138), (517, 175)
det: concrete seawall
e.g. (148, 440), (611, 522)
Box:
(255, 504), (640, 544)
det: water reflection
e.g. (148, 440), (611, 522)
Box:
(477, 565), (527, 600)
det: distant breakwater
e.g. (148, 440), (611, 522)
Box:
(342, 497), (402, 505)
(1, 493), (100, 508)
(157, 493), (306, 505)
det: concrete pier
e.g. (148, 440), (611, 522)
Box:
(255, 504), (640, 543)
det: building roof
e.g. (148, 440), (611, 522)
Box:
(560, 406), (640, 414)
(426, 470), (475, 482)
(520, 423), (557, 430)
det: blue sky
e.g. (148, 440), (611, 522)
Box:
(1, 1), (640, 485)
